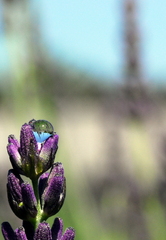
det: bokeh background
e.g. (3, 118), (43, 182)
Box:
(1, 0), (166, 239)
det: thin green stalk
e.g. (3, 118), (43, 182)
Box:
(32, 177), (43, 229)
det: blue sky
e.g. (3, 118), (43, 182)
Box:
(32, 0), (166, 83)
(1, 1), (166, 84)
(32, 0), (122, 81)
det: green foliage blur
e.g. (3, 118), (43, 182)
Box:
(1, 1), (166, 240)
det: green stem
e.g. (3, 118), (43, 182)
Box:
(32, 177), (43, 229)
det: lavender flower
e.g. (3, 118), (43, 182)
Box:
(7, 119), (59, 179)
(1, 120), (75, 240)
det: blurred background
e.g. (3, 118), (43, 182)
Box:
(1, 0), (166, 239)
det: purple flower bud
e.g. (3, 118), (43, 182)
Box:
(7, 136), (22, 174)
(39, 134), (59, 171)
(7, 170), (27, 220)
(7, 120), (59, 179)
(7, 170), (23, 202)
(1, 222), (16, 240)
(34, 222), (52, 240)
(61, 228), (75, 240)
(20, 124), (38, 160)
(51, 218), (63, 240)
(34, 219), (75, 240)
(39, 172), (49, 199)
(1, 219), (75, 240)
(51, 218), (75, 240)
(15, 227), (28, 240)
(21, 183), (37, 218)
(7, 170), (37, 220)
(41, 163), (66, 218)
(8, 135), (20, 148)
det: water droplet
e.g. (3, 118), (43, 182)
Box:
(30, 119), (54, 143)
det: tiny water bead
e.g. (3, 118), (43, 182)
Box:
(29, 119), (54, 134)
(29, 119), (54, 143)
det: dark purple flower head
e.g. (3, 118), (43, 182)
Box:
(7, 120), (59, 179)
(1, 218), (75, 240)
(39, 162), (66, 219)
(7, 170), (37, 221)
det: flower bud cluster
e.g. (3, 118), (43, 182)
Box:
(1, 119), (75, 240)
(7, 120), (59, 179)
(2, 218), (75, 240)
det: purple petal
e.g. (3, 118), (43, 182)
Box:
(39, 172), (49, 182)
(51, 218), (63, 240)
(42, 163), (66, 217)
(43, 178), (66, 217)
(47, 162), (64, 185)
(1, 222), (16, 240)
(7, 171), (30, 220)
(21, 183), (37, 218)
(15, 227), (28, 240)
(61, 228), (75, 240)
(39, 172), (49, 199)
(7, 170), (23, 203)
(39, 134), (59, 170)
(7, 144), (22, 172)
(8, 135), (20, 148)
(20, 124), (38, 157)
(7, 186), (26, 220)
(34, 222), (52, 240)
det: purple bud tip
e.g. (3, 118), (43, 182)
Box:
(1, 222), (15, 240)
(61, 228), (75, 240)
(51, 218), (75, 240)
(8, 135), (20, 148)
(51, 218), (63, 239)
(15, 227), (28, 240)
(34, 222), (52, 240)
(7, 142), (22, 173)
(20, 123), (38, 158)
